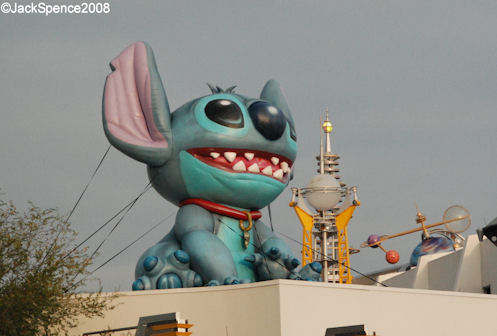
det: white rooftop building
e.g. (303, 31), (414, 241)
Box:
(72, 234), (497, 336)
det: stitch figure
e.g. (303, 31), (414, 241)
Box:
(102, 42), (322, 289)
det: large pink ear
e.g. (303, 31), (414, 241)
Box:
(103, 42), (172, 166)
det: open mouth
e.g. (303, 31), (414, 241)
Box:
(187, 147), (293, 183)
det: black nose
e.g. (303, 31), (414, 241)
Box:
(248, 101), (286, 140)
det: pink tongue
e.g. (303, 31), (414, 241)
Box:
(255, 158), (273, 170)
(213, 156), (229, 164)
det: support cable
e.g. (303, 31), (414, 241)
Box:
(90, 212), (174, 275)
(64, 176), (156, 260)
(273, 228), (388, 287)
(267, 204), (274, 232)
(42, 145), (111, 265)
(64, 197), (132, 259)
(74, 206), (386, 288)
(220, 217), (386, 287)
(216, 217), (273, 280)
(89, 182), (153, 259)
(67, 212), (174, 292)
(67, 145), (111, 222)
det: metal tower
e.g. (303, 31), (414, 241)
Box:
(290, 110), (360, 284)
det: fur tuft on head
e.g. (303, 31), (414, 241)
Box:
(207, 83), (237, 94)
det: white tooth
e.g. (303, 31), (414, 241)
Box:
(210, 152), (220, 159)
(244, 152), (255, 160)
(232, 161), (246, 171)
(271, 157), (279, 165)
(248, 163), (260, 173)
(224, 152), (236, 162)
(262, 166), (273, 176)
(273, 169), (283, 180)
(280, 161), (289, 173)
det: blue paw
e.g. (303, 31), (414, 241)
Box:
(245, 251), (292, 280)
(298, 262), (322, 282)
(133, 248), (204, 289)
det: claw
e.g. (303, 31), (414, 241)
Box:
(245, 253), (264, 266)
(157, 273), (183, 289)
(291, 258), (300, 268)
(132, 279), (145, 291)
(143, 256), (159, 272)
(245, 255), (256, 263)
(268, 247), (281, 260)
(207, 280), (220, 286)
(309, 261), (322, 273)
(174, 250), (190, 264)
(223, 276), (239, 285)
(193, 273), (203, 287)
(286, 257), (300, 270)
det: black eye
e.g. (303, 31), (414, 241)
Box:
(205, 99), (244, 128)
(248, 101), (286, 141)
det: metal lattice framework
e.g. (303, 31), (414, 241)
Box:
(290, 111), (359, 284)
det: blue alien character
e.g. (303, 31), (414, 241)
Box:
(102, 42), (321, 289)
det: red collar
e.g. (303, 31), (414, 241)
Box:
(179, 198), (262, 220)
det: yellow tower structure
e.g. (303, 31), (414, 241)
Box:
(290, 111), (359, 284)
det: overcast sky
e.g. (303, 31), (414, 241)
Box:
(1, 1), (496, 291)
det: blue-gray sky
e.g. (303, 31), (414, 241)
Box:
(1, 1), (496, 291)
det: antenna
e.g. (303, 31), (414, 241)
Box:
(319, 116), (324, 174)
(324, 107), (332, 153)
(290, 109), (360, 284)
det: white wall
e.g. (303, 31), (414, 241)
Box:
(279, 280), (497, 336)
(73, 282), (282, 336)
(72, 279), (497, 336)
